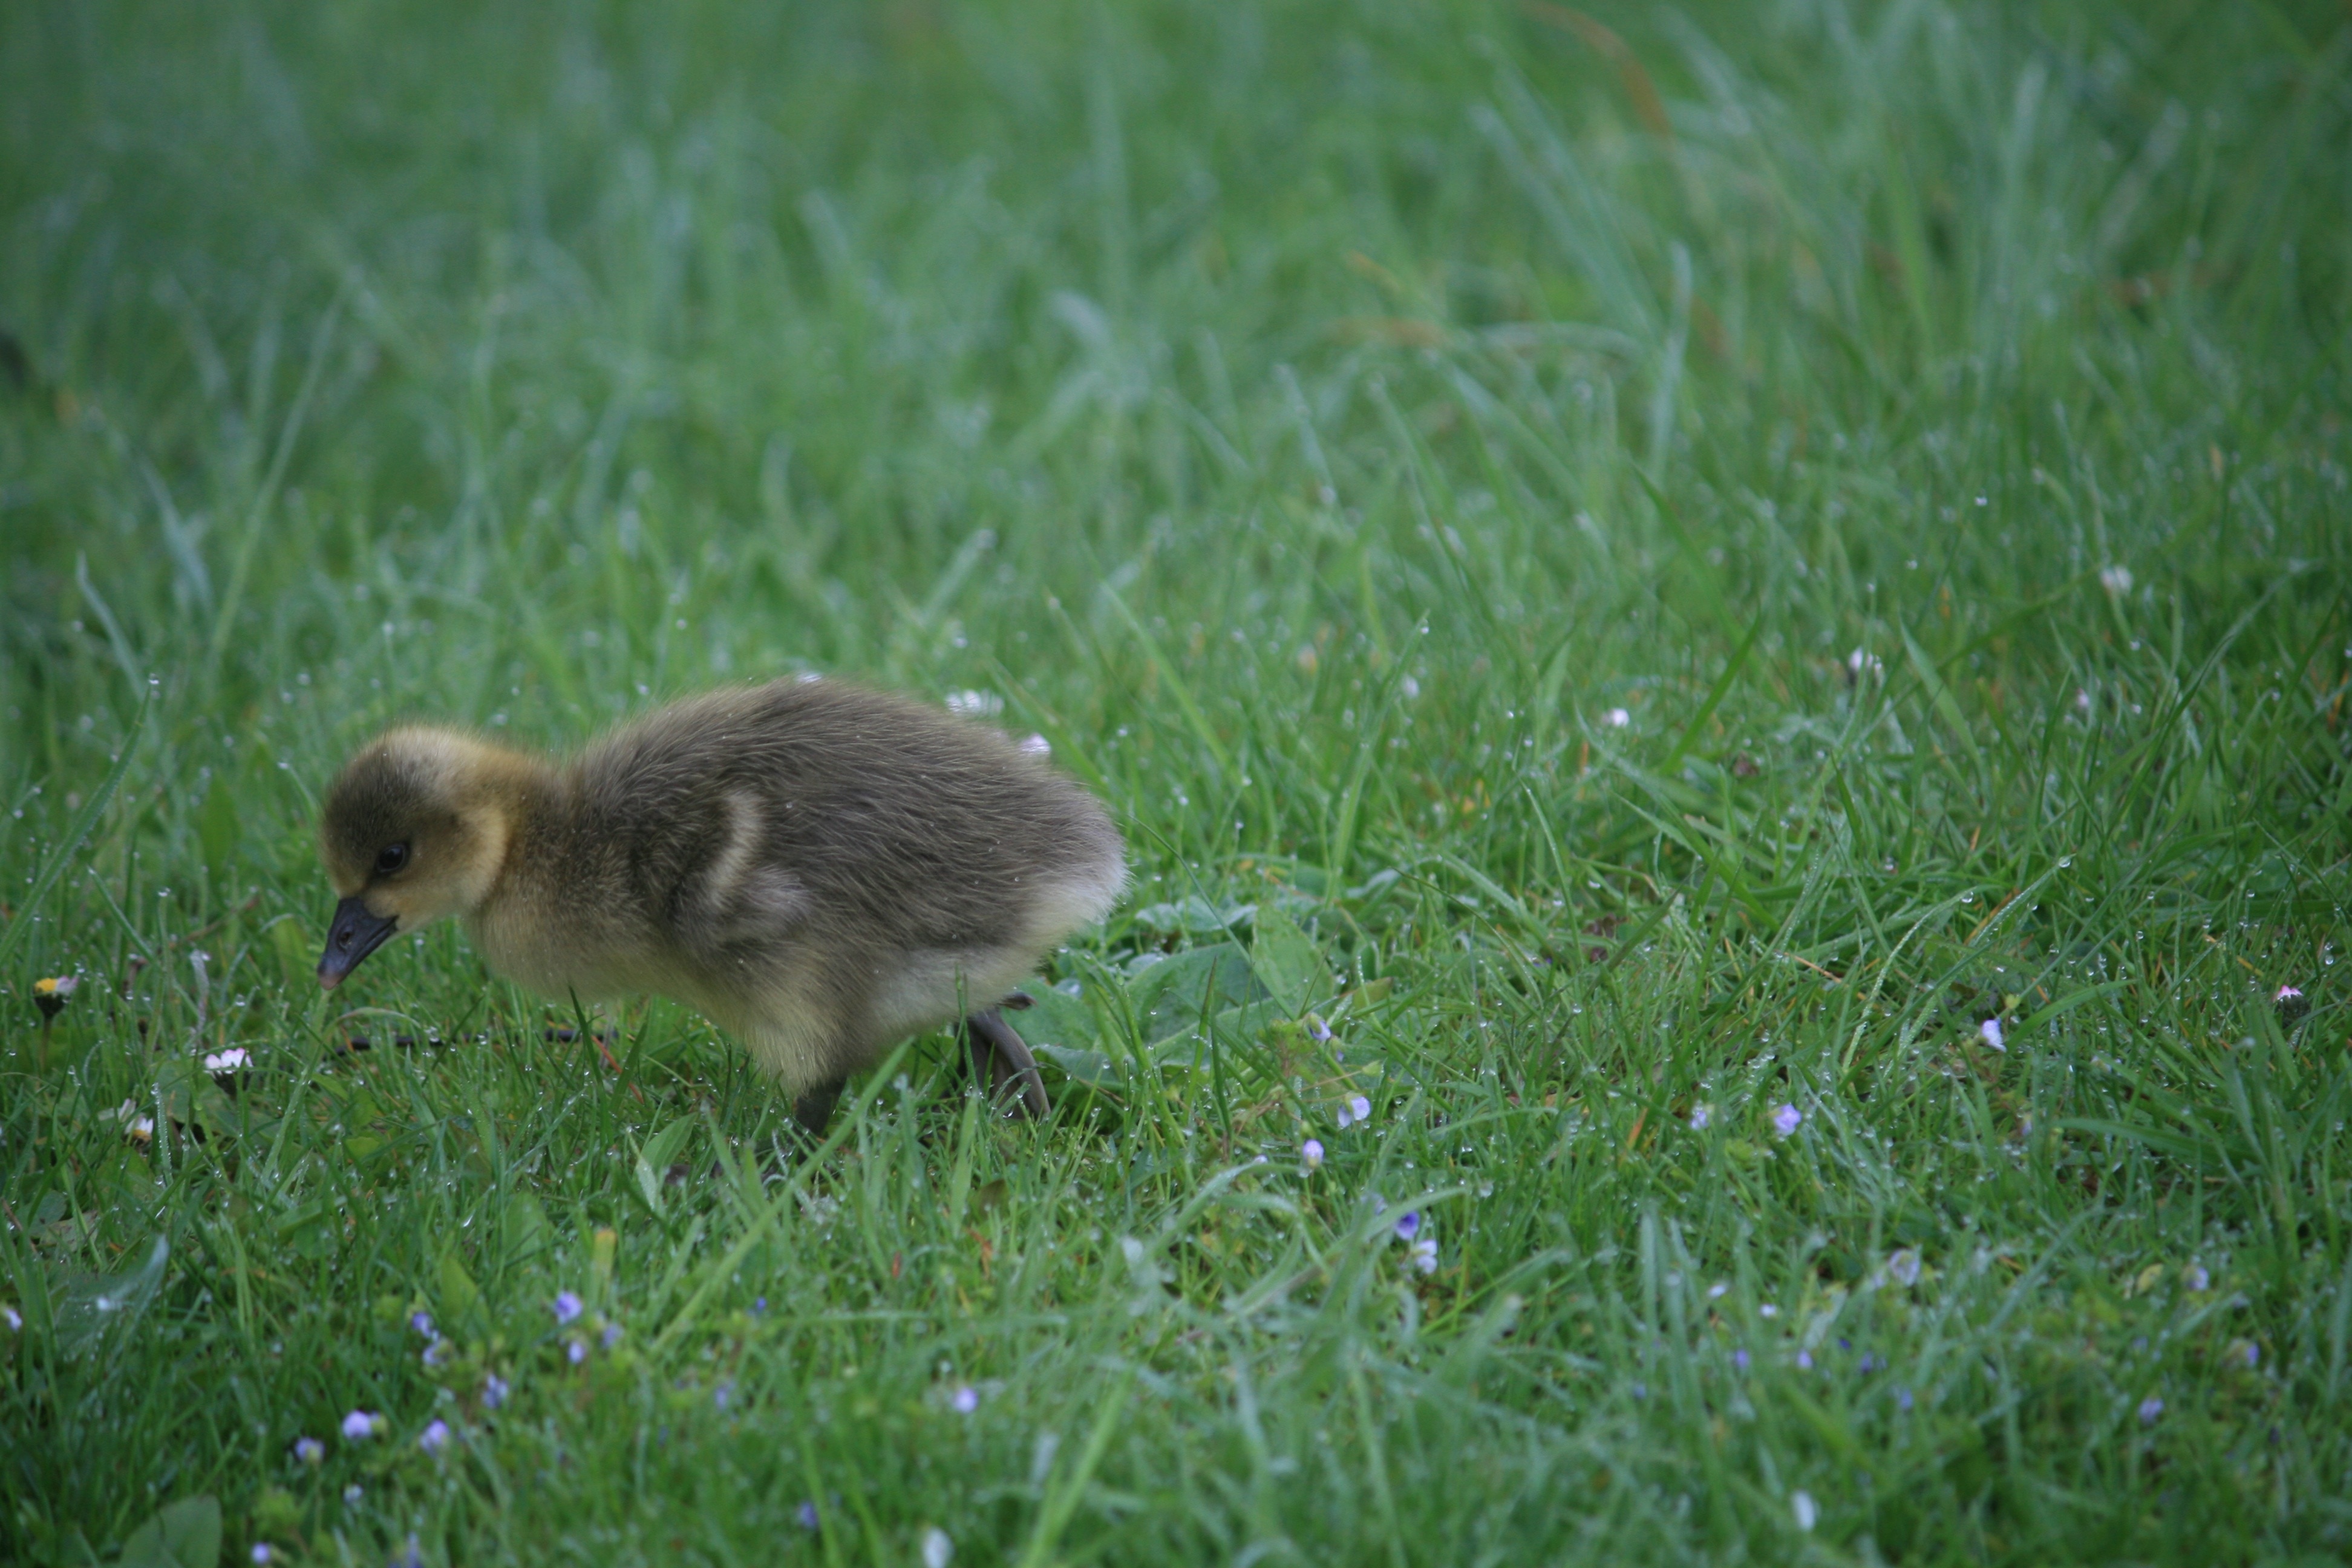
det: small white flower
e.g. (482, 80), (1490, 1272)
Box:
(1846, 648), (1884, 681)
(203, 1047), (250, 1074)
(1707, 1281), (1730, 1300)
(2, 1305), (20, 1332)
(944, 690), (1002, 719)
(1791, 1490), (1818, 1531)
(1400, 676), (1420, 699)
(2099, 564), (2134, 595)
(1301, 1138), (1324, 1171)
(1979, 1018), (2005, 1053)
(1887, 1249), (1921, 1287)
(1603, 707), (1632, 728)
(921, 1526), (955, 1568)
(950, 1385), (979, 1414)
(1018, 733), (1051, 756)
(1408, 1238), (1437, 1274)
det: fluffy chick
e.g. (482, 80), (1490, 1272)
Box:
(316, 677), (1126, 1129)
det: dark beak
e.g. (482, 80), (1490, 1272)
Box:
(319, 896), (399, 988)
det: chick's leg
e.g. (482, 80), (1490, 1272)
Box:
(792, 1079), (844, 1137)
(965, 1006), (1049, 1119)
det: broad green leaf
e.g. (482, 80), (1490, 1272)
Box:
(1250, 902), (1328, 1016)
(116, 1494), (220, 1568)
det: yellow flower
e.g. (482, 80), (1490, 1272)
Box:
(33, 975), (79, 1020)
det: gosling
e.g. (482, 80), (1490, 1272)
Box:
(315, 677), (1126, 1131)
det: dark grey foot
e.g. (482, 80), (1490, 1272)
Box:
(966, 1006), (1050, 1119)
(792, 1079), (846, 1137)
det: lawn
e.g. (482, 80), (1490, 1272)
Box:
(4, 0), (2350, 1562)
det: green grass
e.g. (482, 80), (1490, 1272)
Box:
(4, 0), (2350, 1561)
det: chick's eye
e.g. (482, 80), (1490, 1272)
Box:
(374, 843), (410, 876)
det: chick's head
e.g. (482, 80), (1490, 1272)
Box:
(318, 728), (520, 983)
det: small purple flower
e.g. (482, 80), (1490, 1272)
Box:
(950, 1385), (979, 1414)
(1393, 1212), (1421, 1242)
(252, 1546), (275, 1564)
(2275, 984), (2310, 1024)
(2138, 1396), (2164, 1425)
(2276, 984), (2304, 1004)
(1771, 1103), (1802, 1138)
(1628, 1380), (1647, 1400)
(1301, 1138), (1325, 1171)
(292, 1436), (325, 1465)
(1689, 1105), (1711, 1131)
(752, 1296), (768, 1315)
(797, 1501), (821, 1531)
(714, 1382), (734, 1411)
(552, 1290), (584, 1325)
(1896, 1387), (1914, 1412)
(602, 1322), (623, 1350)
(1408, 1238), (1438, 1274)
(340, 1410), (381, 1441)
(1307, 1014), (1333, 1043)
(567, 1338), (587, 1365)
(1858, 1353), (1881, 1374)
(1978, 1017), (2006, 1052)
(342, 1484), (364, 1506)
(1350, 1094), (1373, 1123)
(418, 1419), (450, 1455)
(2186, 1266), (2210, 1292)
(483, 1373), (510, 1408)
(422, 1339), (450, 1368)
(1732, 1348), (1750, 1372)
(409, 1311), (434, 1337)
(1796, 1350), (1814, 1370)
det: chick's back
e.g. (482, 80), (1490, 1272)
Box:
(569, 679), (1123, 960)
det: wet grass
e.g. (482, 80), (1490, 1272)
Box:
(3, 0), (2350, 1562)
